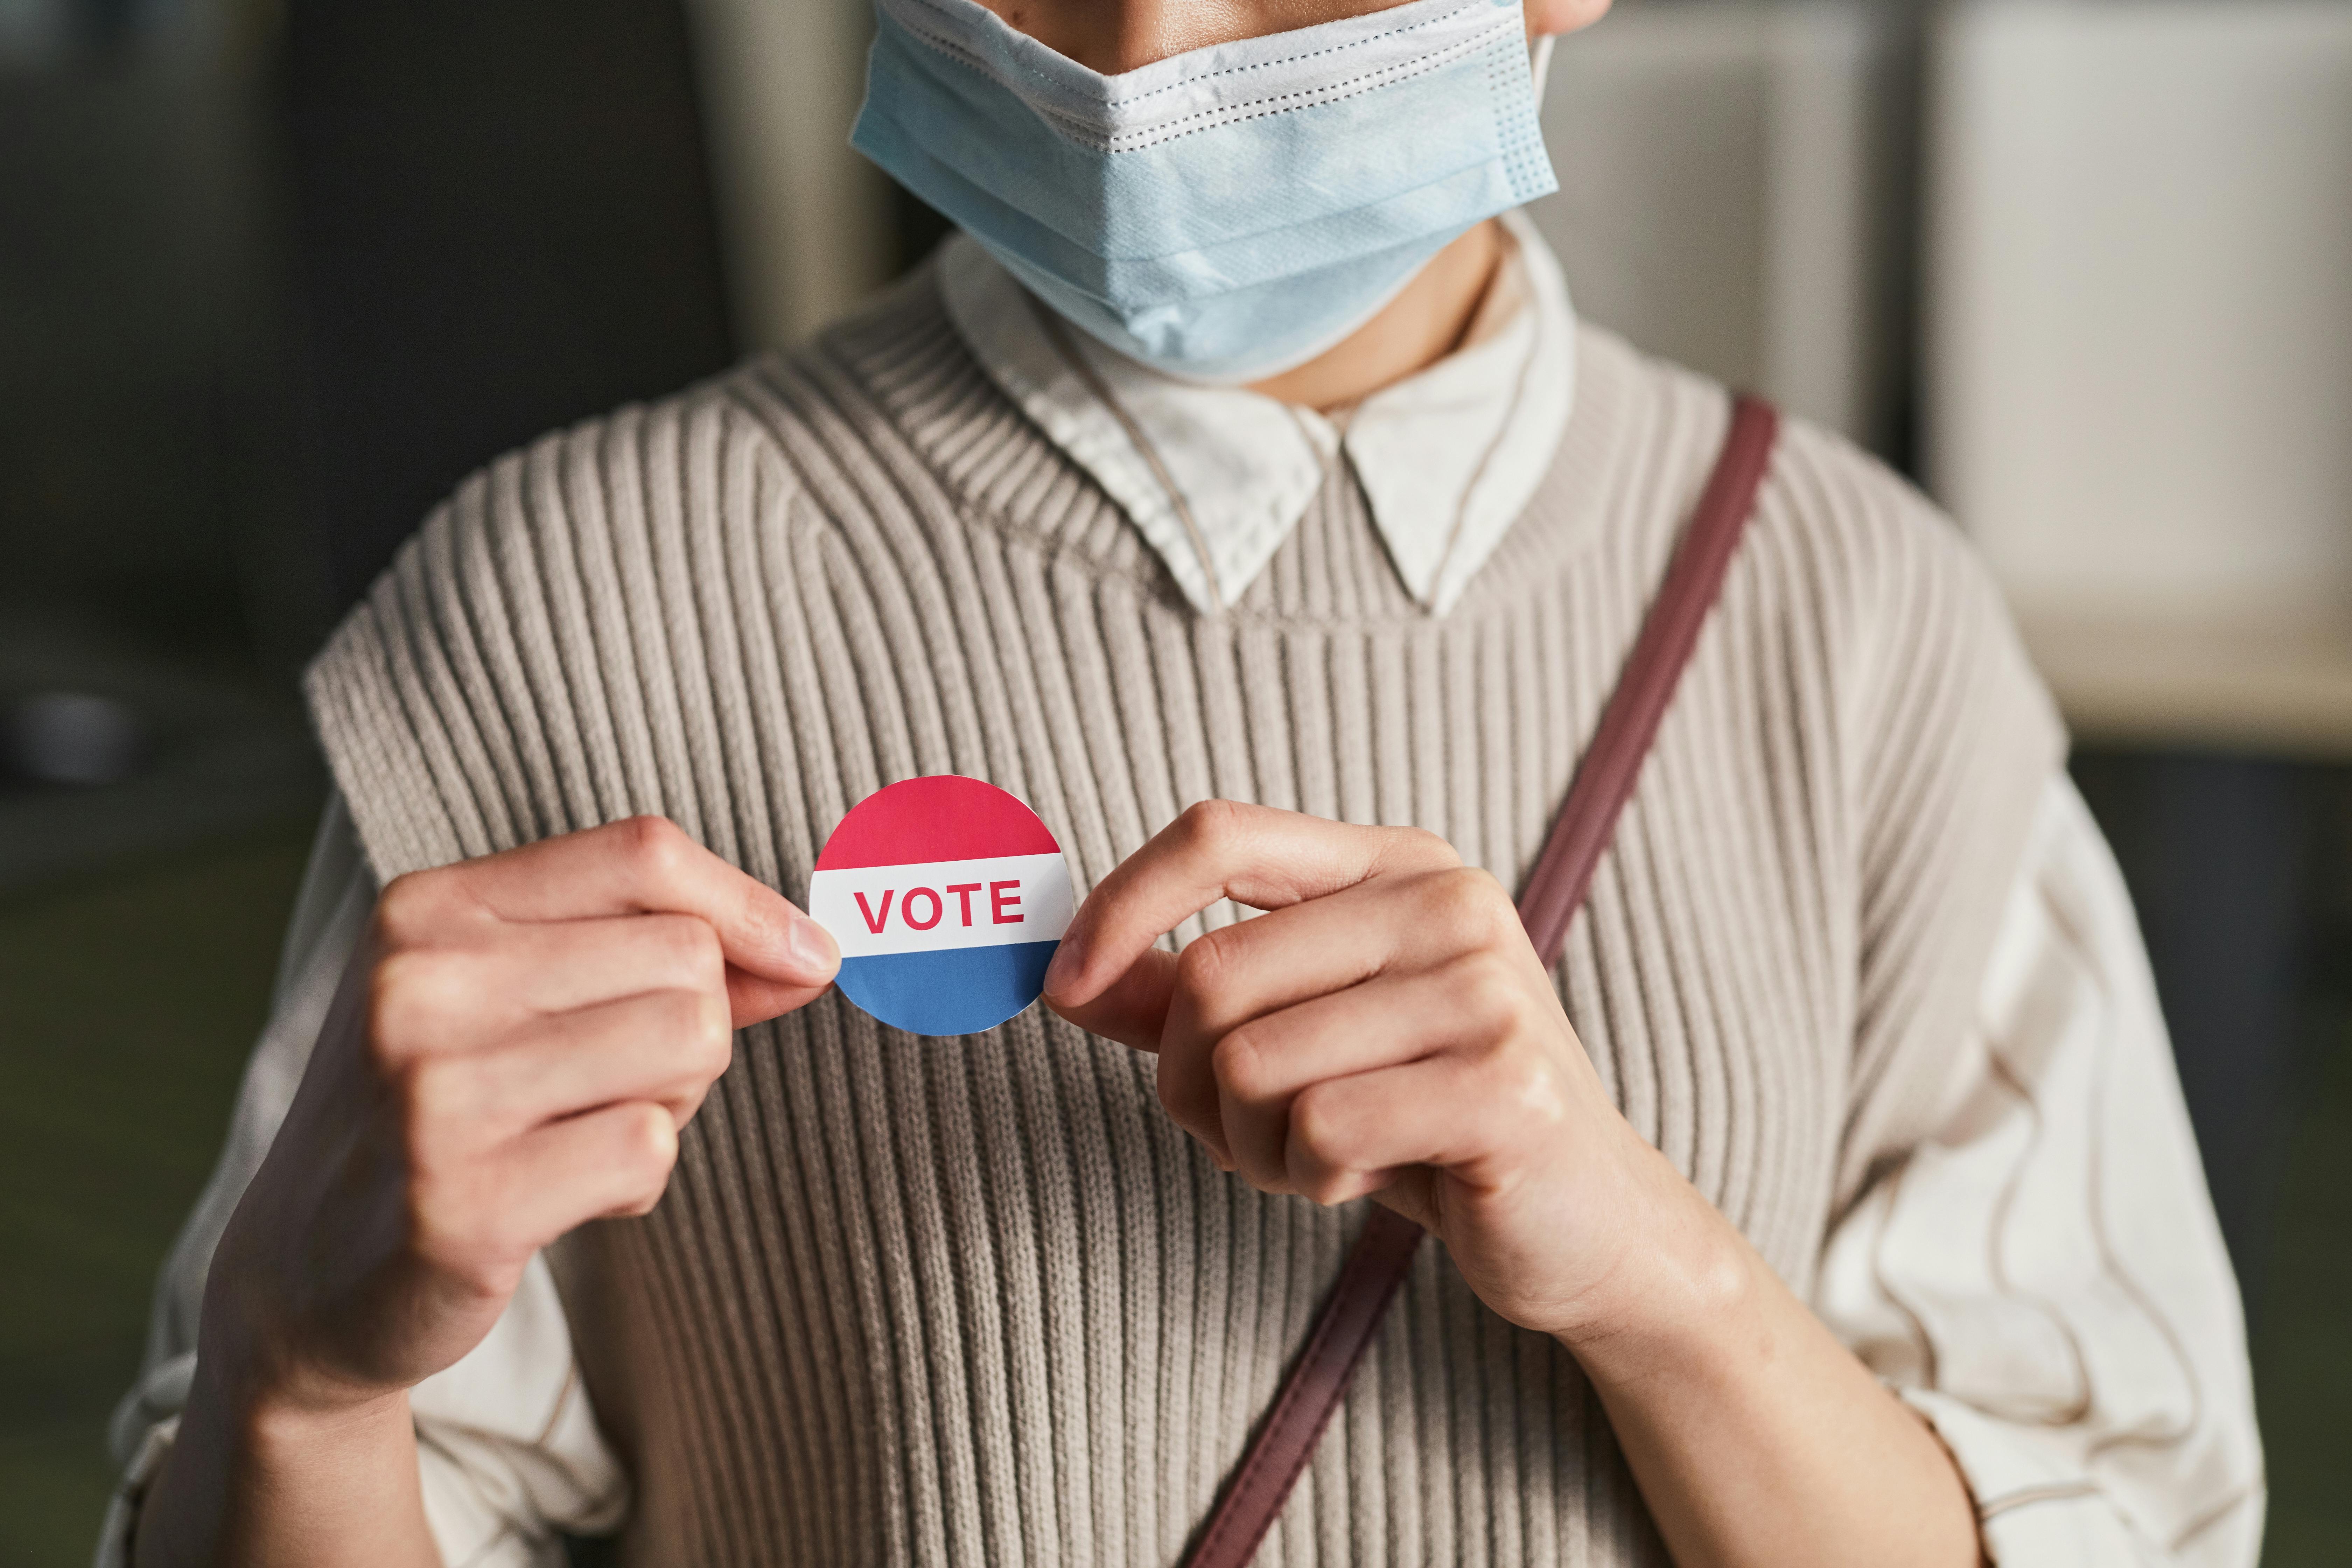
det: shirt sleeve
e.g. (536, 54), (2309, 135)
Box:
(1816, 772), (2266, 1566)
(97, 791), (629, 1568)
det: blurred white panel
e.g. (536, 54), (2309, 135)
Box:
(1527, 2), (1895, 444)
(686, 0), (898, 350)
(1929, 1), (2352, 639)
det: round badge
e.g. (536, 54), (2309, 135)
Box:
(806, 776), (1075, 1037)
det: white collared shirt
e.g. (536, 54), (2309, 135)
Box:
(940, 209), (1576, 616)
(99, 224), (2260, 1568)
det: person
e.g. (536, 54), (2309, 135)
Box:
(104, 0), (2263, 1563)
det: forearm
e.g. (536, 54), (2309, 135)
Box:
(133, 1359), (439, 1568)
(1563, 1150), (1982, 1568)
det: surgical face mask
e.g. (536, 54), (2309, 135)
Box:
(852, 0), (1560, 384)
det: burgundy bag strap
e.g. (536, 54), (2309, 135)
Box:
(1182, 396), (1781, 1568)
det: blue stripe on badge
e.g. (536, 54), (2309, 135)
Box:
(834, 939), (1063, 1038)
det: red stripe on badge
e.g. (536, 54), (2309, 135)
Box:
(813, 775), (1062, 870)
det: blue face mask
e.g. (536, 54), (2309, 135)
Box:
(851, 0), (1560, 384)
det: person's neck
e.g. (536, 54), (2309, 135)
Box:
(1245, 218), (1506, 412)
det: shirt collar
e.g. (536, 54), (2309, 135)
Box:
(938, 209), (1578, 616)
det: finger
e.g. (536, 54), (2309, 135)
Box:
(1154, 872), (1528, 1156)
(482, 912), (828, 1031)
(1042, 802), (1457, 1010)
(374, 913), (726, 1050)
(1215, 955), (1531, 1191)
(1153, 886), (1429, 1162)
(1284, 1049), (1570, 1208)
(516, 1101), (682, 1228)
(1045, 945), (1178, 1051)
(720, 968), (840, 1032)
(1049, 870), (1457, 1058)
(1162, 866), (1523, 1044)
(416, 1101), (679, 1269)
(417, 988), (735, 1143)
(388, 816), (838, 992)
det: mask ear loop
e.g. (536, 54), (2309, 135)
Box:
(1530, 33), (1557, 103)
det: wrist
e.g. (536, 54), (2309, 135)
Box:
(183, 1345), (414, 1469)
(240, 1378), (415, 1464)
(189, 1272), (414, 1457)
(139, 1343), (428, 1568)
(1550, 1136), (1763, 1383)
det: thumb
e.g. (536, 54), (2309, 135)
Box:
(1046, 944), (1177, 1052)
(716, 876), (838, 1027)
(725, 908), (838, 1029)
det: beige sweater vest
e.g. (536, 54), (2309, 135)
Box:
(307, 273), (2062, 1566)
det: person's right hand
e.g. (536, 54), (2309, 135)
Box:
(202, 815), (839, 1420)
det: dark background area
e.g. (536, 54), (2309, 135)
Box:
(2, 0), (2346, 1561)
(278, 0), (737, 609)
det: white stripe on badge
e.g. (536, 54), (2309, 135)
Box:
(807, 852), (1075, 959)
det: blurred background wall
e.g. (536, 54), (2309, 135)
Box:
(2, 0), (2348, 1560)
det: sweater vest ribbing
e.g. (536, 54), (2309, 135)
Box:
(306, 272), (2062, 1567)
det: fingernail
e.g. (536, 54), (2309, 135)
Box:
(787, 916), (838, 978)
(1043, 933), (1085, 996)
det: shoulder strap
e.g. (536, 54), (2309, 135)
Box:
(1182, 395), (1782, 1568)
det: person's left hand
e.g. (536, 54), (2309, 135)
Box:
(1042, 800), (1697, 1341)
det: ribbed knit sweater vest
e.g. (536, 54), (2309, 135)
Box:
(307, 272), (2062, 1567)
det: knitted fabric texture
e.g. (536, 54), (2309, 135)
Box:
(306, 272), (2063, 1566)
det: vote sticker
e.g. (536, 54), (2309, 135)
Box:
(807, 776), (1075, 1037)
